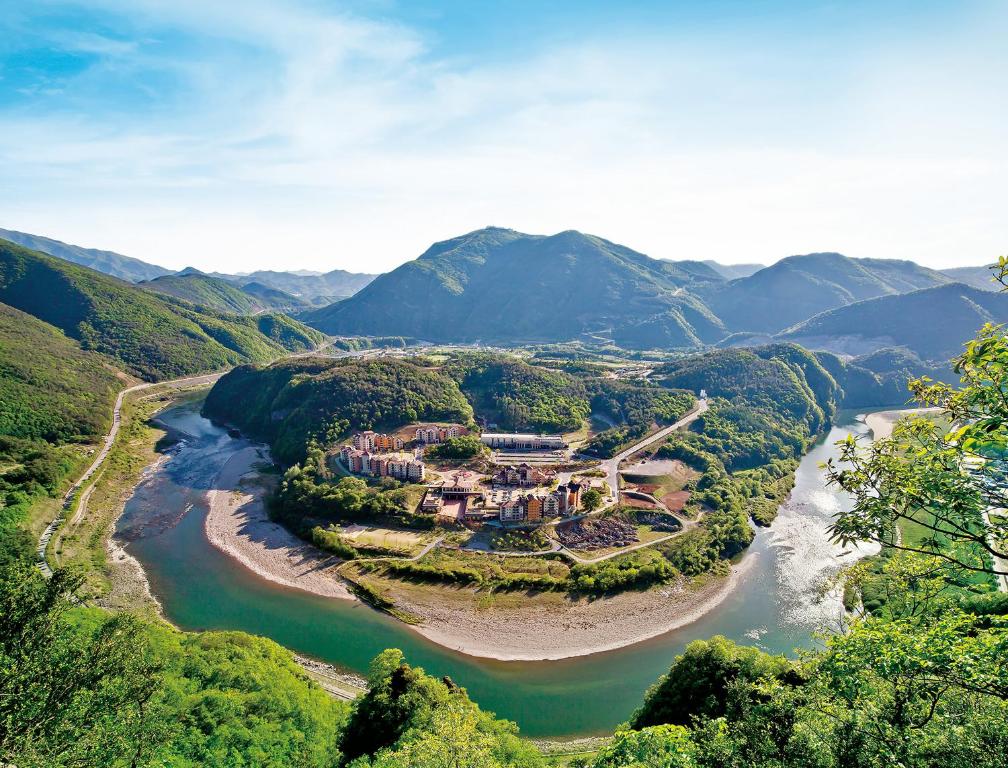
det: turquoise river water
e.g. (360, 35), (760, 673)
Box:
(117, 401), (877, 739)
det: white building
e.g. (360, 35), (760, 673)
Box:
(499, 499), (525, 522)
(480, 433), (566, 451)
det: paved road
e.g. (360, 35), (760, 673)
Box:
(34, 335), (344, 578)
(598, 396), (708, 509)
(37, 372), (225, 577)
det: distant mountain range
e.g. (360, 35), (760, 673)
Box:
(302, 227), (728, 347)
(778, 282), (1008, 361)
(0, 227), (173, 282)
(696, 252), (956, 334)
(139, 272), (311, 314)
(3, 224), (1002, 367)
(218, 269), (377, 306)
(302, 227), (1002, 361)
(0, 228), (377, 307)
(700, 260), (765, 279)
(939, 264), (999, 291)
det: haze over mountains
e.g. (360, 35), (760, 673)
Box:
(0, 227), (173, 283)
(0, 227), (377, 307)
(1, 225), (1002, 367)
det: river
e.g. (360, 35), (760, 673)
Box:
(116, 401), (878, 739)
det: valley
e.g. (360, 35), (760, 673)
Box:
(114, 395), (880, 737)
(2, 230), (1006, 766)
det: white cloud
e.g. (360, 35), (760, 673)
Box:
(1, 1), (1006, 272)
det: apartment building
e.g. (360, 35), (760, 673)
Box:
(352, 430), (404, 452)
(414, 424), (462, 444)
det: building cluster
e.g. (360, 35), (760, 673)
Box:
(415, 425), (462, 444)
(499, 481), (584, 524)
(480, 433), (566, 451)
(491, 462), (556, 488)
(420, 470), (484, 515)
(339, 438), (425, 483)
(352, 430), (404, 452)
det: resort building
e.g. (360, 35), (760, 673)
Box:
(352, 431), (404, 452)
(338, 444), (424, 482)
(542, 493), (561, 517)
(491, 462), (556, 488)
(480, 433), (566, 451)
(423, 470), (485, 522)
(525, 495), (543, 523)
(437, 470), (484, 499)
(415, 424), (463, 444)
(499, 498), (525, 523)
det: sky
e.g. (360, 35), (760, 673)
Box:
(0, 0), (1005, 274)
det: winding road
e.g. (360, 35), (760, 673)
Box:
(36, 336), (343, 577)
(37, 372), (226, 576)
(598, 396), (708, 508)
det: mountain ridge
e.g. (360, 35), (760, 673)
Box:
(0, 240), (324, 380)
(0, 228), (172, 282)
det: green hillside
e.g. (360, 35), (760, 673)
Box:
(0, 302), (122, 561)
(302, 228), (726, 347)
(657, 344), (840, 433)
(0, 303), (119, 443)
(779, 282), (1008, 361)
(699, 252), (953, 334)
(0, 240), (324, 380)
(0, 229), (171, 282)
(139, 272), (308, 314)
(203, 357), (474, 464)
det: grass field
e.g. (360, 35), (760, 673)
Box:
(340, 525), (433, 556)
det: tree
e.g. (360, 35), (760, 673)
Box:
(825, 328), (1008, 579)
(587, 725), (698, 768)
(0, 562), (164, 768)
(340, 650), (543, 768)
(581, 487), (603, 513)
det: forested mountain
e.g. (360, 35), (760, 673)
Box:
(0, 302), (123, 562)
(203, 357), (475, 464)
(0, 240), (324, 380)
(697, 252), (953, 334)
(779, 282), (1008, 361)
(940, 264), (999, 290)
(0, 229), (171, 282)
(304, 227), (727, 347)
(227, 268), (378, 306)
(0, 229), (377, 304)
(298, 229), (979, 350)
(0, 303), (120, 444)
(656, 343), (839, 435)
(138, 272), (309, 314)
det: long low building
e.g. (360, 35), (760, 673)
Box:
(480, 433), (566, 451)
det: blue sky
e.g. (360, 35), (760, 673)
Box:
(1, 1), (1005, 272)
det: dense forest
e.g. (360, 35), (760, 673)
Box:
(203, 357), (475, 464)
(0, 240), (324, 380)
(444, 354), (593, 432)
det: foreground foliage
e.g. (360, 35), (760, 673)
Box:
(0, 562), (348, 768)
